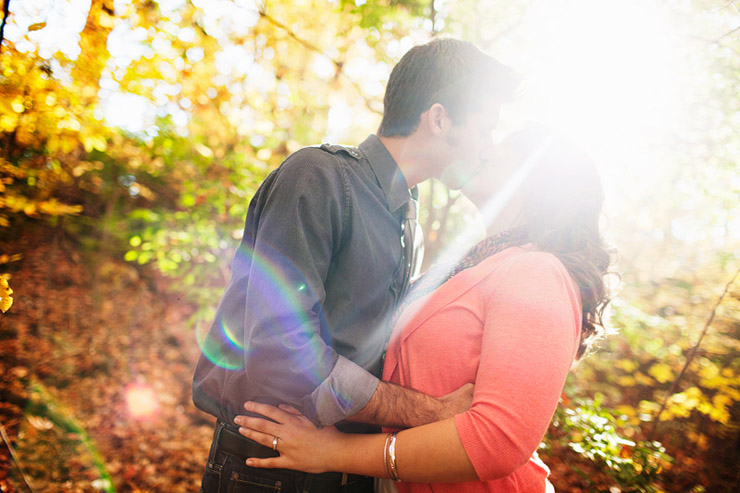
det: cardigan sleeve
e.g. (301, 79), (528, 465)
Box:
(453, 251), (582, 480)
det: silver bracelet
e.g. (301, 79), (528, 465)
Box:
(388, 432), (400, 482)
(383, 432), (393, 479)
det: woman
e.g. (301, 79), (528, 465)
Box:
(233, 125), (612, 492)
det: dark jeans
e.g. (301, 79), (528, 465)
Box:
(200, 422), (374, 493)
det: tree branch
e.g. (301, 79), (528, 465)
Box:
(0, 0), (10, 56)
(0, 420), (35, 492)
(708, 0), (736, 14)
(648, 264), (740, 441)
(259, 10), (323, 54)
(429, 0), (436, 35)
(258, 9), (383, 115)
(715, 24), (740, 42)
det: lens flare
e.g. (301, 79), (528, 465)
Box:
(196, 314), (245, 370)
(196, 241), (335, 388)
(125, 384), (159, 420)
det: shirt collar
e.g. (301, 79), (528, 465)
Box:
(358, 134), (412, 213)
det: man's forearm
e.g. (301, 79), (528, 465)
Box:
(347, 380), (473, 428)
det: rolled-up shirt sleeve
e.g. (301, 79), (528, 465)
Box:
(301, 356), (380, 426)
(241, 148), (379, 425)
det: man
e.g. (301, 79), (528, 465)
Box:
(194, 37), (518, 492)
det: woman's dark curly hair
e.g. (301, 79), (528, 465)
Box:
(503, 125), (613, 359)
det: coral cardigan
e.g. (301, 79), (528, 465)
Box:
(383, 246), (582, 492)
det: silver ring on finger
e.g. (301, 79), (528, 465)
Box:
(272, 436), (279, 451)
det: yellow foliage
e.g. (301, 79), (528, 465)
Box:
(0, 159), (24, 178)
(28, 22), (47, 32)
(615, 404), (637, 417)
(725, 388), (740, 400)
(37, 199), (83, 216)
(708, 407), (731, 424)
(684, 386), (703, 399)
(648, 363), (674, 384)
(81, 134), (108, 153)
(696, 401), (713, 416)
(638, 399), (661, 416)
(708, 394), (732, 424)
(0, 254), (22, 264)
(698, 364), (719, 380)
(0, 113), (19, 132)
(668, 386), (703, 415)
(0, 296), (11, 313)
(11, 98), (25, 113)
(0, 43), (98, 226)
(0, 276), (13, 313)
(617, 375), (636, 386)
(686, 431), (709, 450)
(634, 372), (656, 386)
(615, 359), (638, 372)
(666, 403), (691, 419)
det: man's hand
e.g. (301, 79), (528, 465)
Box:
(437, 382), (475, 419)
(347, 380), (475, 428)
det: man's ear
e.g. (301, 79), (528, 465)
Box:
(425, 103), (451, 136)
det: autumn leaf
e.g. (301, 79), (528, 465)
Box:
(0, 276), (12, 313)
(648, 363), (674, 384)
(28, 22), (47, 32)
(620, 444), (632, 459)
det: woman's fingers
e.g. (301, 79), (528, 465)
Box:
(234, 415), (281, 438)
(237, 426), (276, 450)
(238, 425), (296, 472)
(245, 457), (284, 469)
(243, 401), (295, 424)
(278, 403), (303, 416)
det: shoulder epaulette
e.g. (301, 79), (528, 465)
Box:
(319, 143), (363, 159)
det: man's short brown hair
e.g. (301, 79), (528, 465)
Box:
(378, 38), (519, 137)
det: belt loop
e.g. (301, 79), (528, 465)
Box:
(214, 420), (224, 442)
(209, 420), (225, 460)
(341, 472), (348, 486)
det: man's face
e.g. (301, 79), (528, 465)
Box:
(438, 105), (501, 190)
(460, 141), (520, 210)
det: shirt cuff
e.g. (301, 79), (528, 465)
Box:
(300, 356), (380, 427)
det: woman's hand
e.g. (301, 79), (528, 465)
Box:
(234, 401), (345, 473)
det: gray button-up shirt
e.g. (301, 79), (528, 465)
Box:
(192, 135), (415, 428)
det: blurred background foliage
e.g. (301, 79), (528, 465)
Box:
(1, 0), (739, 491)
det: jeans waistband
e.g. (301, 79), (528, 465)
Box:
(214, 420), (368, 486)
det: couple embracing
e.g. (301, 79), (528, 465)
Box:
(193, 37), (611, 493)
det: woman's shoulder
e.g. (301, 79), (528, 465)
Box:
(478, 245), (577, 295)
(489, 245), (567, 274)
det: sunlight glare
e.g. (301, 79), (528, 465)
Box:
(8, 0), (91, 58)
(512, 0), (684, 182)
(326, 100), (354, 143)
(125, 383), (160, 420)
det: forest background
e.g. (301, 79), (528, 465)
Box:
(1, 0), (739, 491)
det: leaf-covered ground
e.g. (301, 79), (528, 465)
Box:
(1, 230), (214, 492)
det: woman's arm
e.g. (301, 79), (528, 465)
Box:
(235, 401), (478, 482)
(453, 252), (580, 479)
